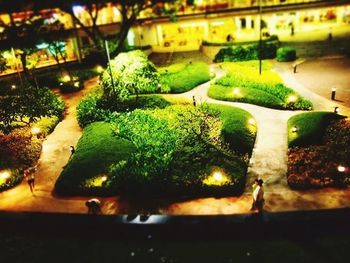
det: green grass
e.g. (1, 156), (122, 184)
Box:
(210, 62), (313, 110)
(54, 122), (136, 195)
(159, 62), (211, 93)
(287, 111), (344, 147)
(209, 104), (257, 155)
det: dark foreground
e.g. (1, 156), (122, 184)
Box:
(1, 208), (350, 262)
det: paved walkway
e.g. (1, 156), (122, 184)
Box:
(1, 61), (350, 216)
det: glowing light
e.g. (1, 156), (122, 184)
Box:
(31, 127), (40, 135)
(96, 65), (104, 73)
(0, 171), (11, 180)
(248, 118), (255, 125)
(291, 126), (298, 133)
(233, 88), (240, 95)
(72, 5), (84, 15)
(11, 84), (16, 89)
(288, 95), (297, 103)
(74, 81), (80, 87)
(332, 87), (336, 92)
(213, 172), (223, 182)
(337, 165), (346, 172)
(211, 21), (224, 26)
(334, 107), (339, 113)
(101, 176), (107, 182)
(62, 75), (71, 82)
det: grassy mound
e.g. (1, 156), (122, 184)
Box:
(55, 122), (136, 195)
(209, 62), (313, 110)
(159, 62), (211, 93)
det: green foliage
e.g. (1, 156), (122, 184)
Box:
(0, 82), (64, 134)
(101, 50), (160, 103)
(55, 122), (136, 195)
(0, 53), (8, 73)
(32, 116), (60, 137)
(209, 63), (313, 110)
(208, 104), (257, 155)
(159, 62), (211, 93)
(0, 169), (23, 192)
(287, 112), (344, 147)
(214, 40), (279, 62)
(277, 47), (297, 62)
(0, 128), (42, 169)
(288, 119), (350, 189)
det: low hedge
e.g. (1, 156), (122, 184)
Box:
(209, 104), (257, 155)
(214, 40), (279, 63)
(0, 168), (23, 192)
(287, 112), (344, 147)
(55, 122), (137, 195)
(159, 62), (211, 93)
(277, 47), (297, 62)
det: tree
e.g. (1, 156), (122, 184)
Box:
(0, 82), (65, 134)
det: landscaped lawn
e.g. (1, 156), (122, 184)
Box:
(55, 122), (136, 195)
(208, 62), (313, 110)
(287, 112), (349, 189)
(159, 62), (211, 93)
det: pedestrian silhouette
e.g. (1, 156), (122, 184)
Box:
(86, 198), (102, 214)
(24, 167), (36, 194)
(192, 95), (196, 107)
(251, 179), (264, 213)
(70, 145), (75, 158)
(293, 64), (297, 73)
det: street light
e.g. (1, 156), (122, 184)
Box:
(259, 0), (263, 75)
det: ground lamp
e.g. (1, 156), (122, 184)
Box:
(334, 107), (339, 113)
(233, 88), (240, 96)
(288, 95), (297, 103)
(291, 126), (298, 133)
(96, 65), (104, 73)
(337, 165), (346, 172)
(248, 118), (256, 125)
(0, 170), (11, 184)
(331, 87), (336, 100)
(31, 127), (41, 138)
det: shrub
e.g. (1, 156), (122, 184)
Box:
(159, 62), (211, 93)
(214, 40), (279, 62)
(55, 122), (136, 195)
(0, 128), (42, 169)
(0, 169), (23, 192)
(32, 116), (60, 137)
(101, 50), (160, 103)
(277, 47), (297, 62)
(287, 112), (344, 147)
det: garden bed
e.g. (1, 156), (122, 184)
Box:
(287, 112), (349, 189)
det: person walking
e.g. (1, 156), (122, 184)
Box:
(69, 145), (75, 158)
(86, 198), (102, 215)
(24, 167), (36, 194)
(192, 95), (197, 107)
(251, 179), (264, 212)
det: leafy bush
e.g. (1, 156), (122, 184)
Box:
(159, 62), (211, 93)
(55, 122), (136, 195)
(0, 128), (42, 169)
(32, 116), (60, 137)
(209, 63), (313, 110)
(101, 50), (161, 103)
(277, 47), (296, 62)
(214, 40), (279, 62)
(0, 169), (23, 192)
(0, 83), (64, 134)
(287, 112), (344, 147)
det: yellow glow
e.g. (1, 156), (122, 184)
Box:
(203, 171), (230, 186)
(62, 75), (71, 82)
(96, 65), (104, 73)
(337, 165), (346, 172)
(74, 81), (80, 87)
(0, 171), (11, 180)
(288, 95), (297, 103)
(101, 176), (107, 182)
(291, 126), (298, 133)
(332, 87), (336, 92)
(233, 88), (240, 95)
(11, 84), (16, 89)
(248, 118), (255, 125)
(31, 127), (40, 135)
